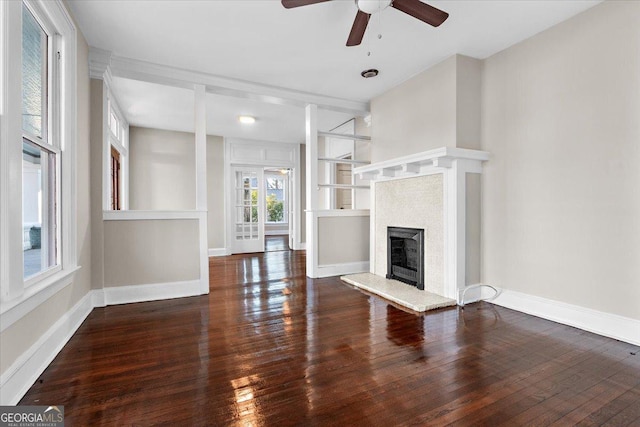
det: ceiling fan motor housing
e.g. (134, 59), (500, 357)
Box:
(356, 0), (392, 15)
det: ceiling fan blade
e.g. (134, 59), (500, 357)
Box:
(281, 0), (331, 9)
(391, 0), (449, 27)
(346, 10), (371, 47)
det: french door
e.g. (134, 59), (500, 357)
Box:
(232, 167), (265, 253)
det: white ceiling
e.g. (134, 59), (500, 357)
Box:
(69, 0), (602, 142)
(110, 77), (355, 143)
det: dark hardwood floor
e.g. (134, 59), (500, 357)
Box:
(265, 235), (290, 252)
(20, 249), (640, 426)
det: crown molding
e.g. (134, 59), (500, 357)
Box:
(88, 47), (112, 80)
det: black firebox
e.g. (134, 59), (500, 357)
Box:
(386, 226), (425, 290)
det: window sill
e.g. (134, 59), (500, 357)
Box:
(0, 266), (81, 332)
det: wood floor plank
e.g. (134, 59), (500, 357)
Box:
(18, 249), (640, 426)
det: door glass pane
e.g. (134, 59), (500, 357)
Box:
(22, 4), (47, 139)
(23, 139), (57, 278)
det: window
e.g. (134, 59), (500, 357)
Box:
(21, 3), (60, 280)
(110, 147), (121, 210)
(0, 0), (77, 304)
(265, 173), (287, 223)
(106, 95), (128, 210)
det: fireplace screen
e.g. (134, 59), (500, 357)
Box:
(386, 226), (425, 290)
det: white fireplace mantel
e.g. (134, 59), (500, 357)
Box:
(353, 147), (489, 181)
(354, 146), (489, 304)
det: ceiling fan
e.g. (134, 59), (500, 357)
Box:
(281, 0), (449, 47)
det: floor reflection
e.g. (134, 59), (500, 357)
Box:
(385, 305), (426, 355)
(18, 249), (640, 426)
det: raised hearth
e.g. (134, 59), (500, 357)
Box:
(341, 273), (456, 312)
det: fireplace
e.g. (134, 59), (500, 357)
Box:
(386, 226), (425, 290)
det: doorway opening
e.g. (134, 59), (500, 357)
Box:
(264, 168), (291, 252)
(231, 165), (294, 254)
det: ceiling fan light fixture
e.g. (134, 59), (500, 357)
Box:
(356, 0), (392, 15)
(361, 68), (379, 78)
(238, 115), (256, 124)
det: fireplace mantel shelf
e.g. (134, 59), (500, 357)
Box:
(354, 147), (489, 180)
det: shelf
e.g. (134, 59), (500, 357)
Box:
(318, 131), (371, 142)
(317, 184), (370, 189)
(317, 157), (370, 165)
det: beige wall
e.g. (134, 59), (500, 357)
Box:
(317, 216), (370, 265)
(374, 175), (444, 295)
(129, 127), (196, 210)
(127, 126), (226, 248)
(465, 174), (481, 285)
(1, 21), (92, 376)
(456, 55), (482, 150)
(103, 219), (200, 286)
(207, 135), (225, 249)
(90, 79), (104, 290)
(370, 55), (482, 162)
(481, 0), (640, 320)
(370, 56), (457, 163)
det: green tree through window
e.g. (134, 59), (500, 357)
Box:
(266, 194), (284, 222)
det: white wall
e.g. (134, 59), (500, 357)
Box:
(481, 0), (640, 321)
(299, 144), (306, 243)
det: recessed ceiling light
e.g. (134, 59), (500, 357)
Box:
(238, 115), (256, 124)
(361, 69), (379, 78)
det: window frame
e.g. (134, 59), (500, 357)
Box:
(0, 0), (78, 320)
(103, 88), (129, 211)
(21, 2), (62, 285)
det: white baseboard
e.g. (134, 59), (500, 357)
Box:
(486, 287), (640, 346)
(92, 288), (106, 308)
(292, 242), (306, 251)
(315, 261), (370, 278)
(103, 280), (204, 306)
(208, 248), (229, 257)
(0, 290), (94, 405)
